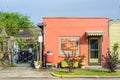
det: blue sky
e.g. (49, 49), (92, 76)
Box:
(0, 0), (120, 25)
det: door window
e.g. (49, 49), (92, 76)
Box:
(89, 37), (100, 64)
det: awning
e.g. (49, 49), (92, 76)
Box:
(86, 31), (104, 36)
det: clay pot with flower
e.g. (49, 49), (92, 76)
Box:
(76, 55), (85, 68)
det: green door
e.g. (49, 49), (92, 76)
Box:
(89, 37), (100, 64)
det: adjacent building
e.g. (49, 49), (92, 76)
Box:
(109, 19), (120, 59)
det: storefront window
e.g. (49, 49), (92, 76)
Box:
(59, 36), (80, 55)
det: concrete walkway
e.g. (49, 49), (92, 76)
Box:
(0, 67), (56, 79)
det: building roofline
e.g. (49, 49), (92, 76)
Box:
(109, 19), (120, 25)
(43, 17), (109, 19)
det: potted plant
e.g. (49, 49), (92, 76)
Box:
(80, 55), (85, 68)
(77, 55), (85, 68)
(34, 60), (42, 69)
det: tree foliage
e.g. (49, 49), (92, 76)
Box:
(16, 28), (40, 50)
(28, 27), (40, 42)
(0, 11), (34, 36)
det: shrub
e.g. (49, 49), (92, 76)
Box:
(63, 51), (76, 73)
(105, 43), (120, 72)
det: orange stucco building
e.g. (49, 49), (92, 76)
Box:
(42, 17), (109, 67)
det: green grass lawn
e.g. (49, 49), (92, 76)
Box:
(54, 69), (120, 76)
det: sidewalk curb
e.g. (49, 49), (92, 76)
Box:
(51, 72), (120, 78)
(51, 72), (62, 78)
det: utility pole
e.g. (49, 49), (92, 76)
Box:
(118, 5), (120, 19)
(38, 34), (43, 61)
(37, 23), (45, 66)
(6, 0), (8, 12)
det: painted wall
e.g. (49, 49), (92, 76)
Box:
(43, 17), (109, 66)
(110, 20), (120, 59)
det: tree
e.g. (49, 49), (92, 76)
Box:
(0, 11), (34, 36)
(28, 27), (40, 42)
(28, 27), (40, 50)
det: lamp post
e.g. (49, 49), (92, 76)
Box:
(38, 35), (43, 61)
(37, 23), (45, 65)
